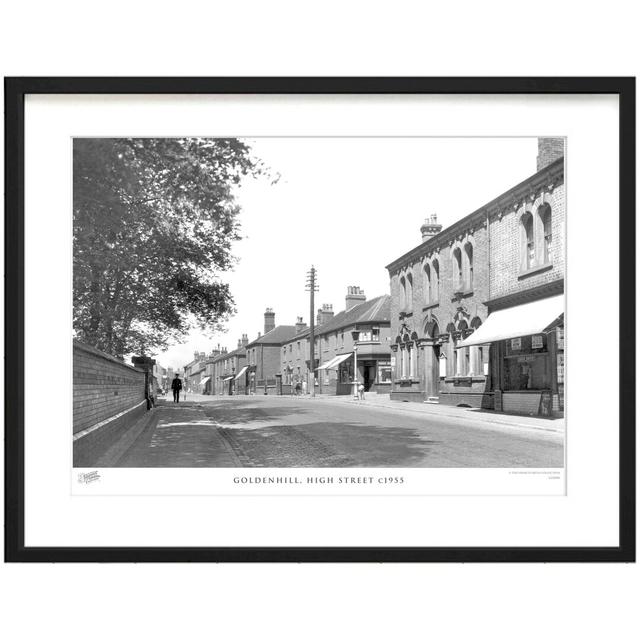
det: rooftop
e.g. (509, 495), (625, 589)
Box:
(246, 324), (298, 347)
(282, 295), (391, 344)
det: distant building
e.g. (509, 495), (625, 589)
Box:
(211, 343), (247, 395)
(183, 351), (207, 393)
(280, 287), (392, 396)
(245, 309), (297, 394)
(385, 137), (564, 416)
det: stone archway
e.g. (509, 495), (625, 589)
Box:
(423, 319), (441, 399)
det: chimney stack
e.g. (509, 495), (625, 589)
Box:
(264, 307), (275, 335)
(420, 214), (443, 243)
(317, 303), (334, 326)
(241, 333), (249, 347)
(345, 286), (366, 311)
(237, 339), (242, 348)
(295, 316), (307, 334)
(537, 137), (564, 171)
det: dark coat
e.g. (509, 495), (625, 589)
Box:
(171, 378), (183, 390)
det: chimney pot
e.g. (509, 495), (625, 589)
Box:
(345, 286), (367, 311)
(420, 215), (443, 243)
(264, 308), (276, 334)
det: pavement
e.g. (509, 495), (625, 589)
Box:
(111, 393), (565, 468)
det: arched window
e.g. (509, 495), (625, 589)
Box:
(521, 212), (535, 270)
(424, 264), (431, 304)
(432, 259), (440, 302)
(399, 276), (406, 309)
(464, 243), (473, 290)
(425, 319), (440, 339)
(457, 320), (469, 376)
(452, 247), (463, 290)
(539, 203), (552, 264)
(406, 273), (413, 309)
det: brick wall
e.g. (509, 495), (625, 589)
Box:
(489, 183), (565, 300)
(537, 138), (565, 171)
(73, 341), (146, 434)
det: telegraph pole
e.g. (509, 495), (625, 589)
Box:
(305, 266), (318, 398)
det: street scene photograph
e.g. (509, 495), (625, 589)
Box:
(73, 136), (565, 470)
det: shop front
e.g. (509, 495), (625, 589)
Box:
(458, 294), (564, 416)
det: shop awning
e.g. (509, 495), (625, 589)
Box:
(221, 375), (234, 381)
(316, 352), (353, 370)
(458, 295), (564, 347)
(198, 376), (210, 386)
(234, 365), (248, 380)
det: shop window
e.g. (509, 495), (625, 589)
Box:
(378, 361), (392, 383)
(521, 212), (535, 270)
(452, 247), (463, 291)
(503, 335), (550, 390)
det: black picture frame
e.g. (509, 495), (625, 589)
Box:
(4, 77), (635, 563)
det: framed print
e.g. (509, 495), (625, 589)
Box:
(4, 77), (635, 562)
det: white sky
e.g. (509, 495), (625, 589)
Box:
(157, 137), (538, 370)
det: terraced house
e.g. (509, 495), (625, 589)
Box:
(280, 287), (392, 396)
(386, 137), (565, 416)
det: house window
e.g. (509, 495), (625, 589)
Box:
(464, 243), (473, 290)
(358, 329), (372, 342)
(406, 273), (413, 309)
(540, 203), (552, 263)
(453, 247), (463, 290)
(372, 327), (380, 341)
(521, 212), (535, 270)
(297, 341), (300, 355)
(432, 259), (439, 302)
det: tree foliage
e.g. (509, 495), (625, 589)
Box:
(73, 137), (265, 358)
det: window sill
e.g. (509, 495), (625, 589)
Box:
(451, 289), (474, 301)
(422, 301), (440, 311)
(518, 263), (553, 279)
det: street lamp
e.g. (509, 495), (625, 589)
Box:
(350, 328), (359, 399)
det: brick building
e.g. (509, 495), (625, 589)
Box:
(183, 351), (207, 393)
(245, 309), (297, 394)
(280, 288), (392, 396)
(386, 137), (565, 416)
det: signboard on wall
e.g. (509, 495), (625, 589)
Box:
(532, 334), (544, 349)
(511, 337), (522, 350)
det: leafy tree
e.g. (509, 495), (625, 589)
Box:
(73, 137), (267, 358)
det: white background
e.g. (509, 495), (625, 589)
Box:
(27, 94), (607, 545)
(1, 2), (638, 639)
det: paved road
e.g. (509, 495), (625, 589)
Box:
(115, 395), (564, 468)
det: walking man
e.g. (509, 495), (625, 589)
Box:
(171, 373), (183, 403)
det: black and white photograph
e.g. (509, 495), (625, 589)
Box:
(72, 135), (566, 475)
